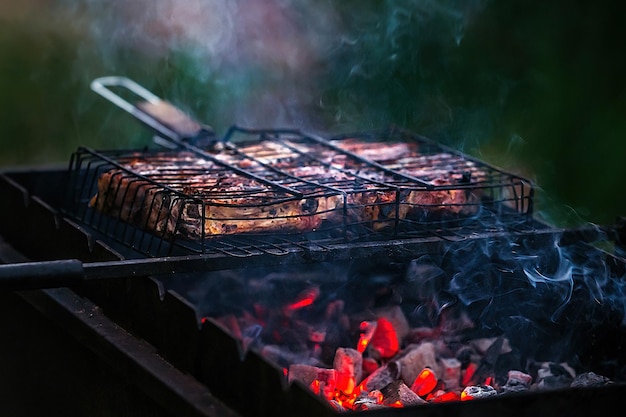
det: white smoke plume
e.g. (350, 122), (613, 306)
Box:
(66, 0), (485, 134)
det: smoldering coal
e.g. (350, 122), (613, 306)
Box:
(440, 233), (626, 365)
(159, 233), (626, 380)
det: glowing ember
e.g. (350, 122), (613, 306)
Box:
(183, 235), (623, 412)
(411, 368), (438, 397)
(428, 390), (461, 402)
(462, 362), (478, 387)
(461, 385), (497, 401)
(286, 286), (320, 311)
(357, 321), (377, 353)
(369, 318), (400, 359)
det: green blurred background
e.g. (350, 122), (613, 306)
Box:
(1, 0), (625, 228)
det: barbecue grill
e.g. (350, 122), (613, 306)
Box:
(1, 76), (625, 417)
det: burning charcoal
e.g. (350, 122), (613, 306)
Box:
(369, 317), (400, 359)
(357, 362), (400, 393)
(288, 363), (333, 385)
(410, 368), (438, 397)
(395, 342), (441, 387)
(570, 372), (612, 388)
(501, 370), (533, 394)
(440, 357), (462, 390)
(373, 305), (410, 342)
(508, 370), (533, 385)
(283, 285), (320, 316)
(406, 308), (474, 345)
(319, 320), (353, 365)
(309, 332), (326, 364)
(493, 351), (524, 383)
(461, 385), (498, 400)
(309, 328), (326, 344)
(327, 400), (346, 412)
(429, 390), (462, 403)
(380, 380), (428, 407)
(362, 357), (379, 379)
(262, 311), (305, 346)
(356, 320), (378, 354)
(462, 362), (479, 387)
(333, 347), (363, 395)
(288, 364), (337, 400)
(352, 390), (386, 411)
(352, 307), (406, 358)
(471, 337), (509, 385)
(535, 362), (575, 390)
(456, 346), (479, 368)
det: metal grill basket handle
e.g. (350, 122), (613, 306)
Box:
(91, 76), (216, 147)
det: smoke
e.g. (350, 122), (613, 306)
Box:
(78, 1), (236, 65)
(316, 0), (488, 135)
(440, 231), (626, 362)
(61, 0), (488, 136)
(66, 0), (338, 133)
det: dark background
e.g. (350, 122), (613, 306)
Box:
(1, 0), (625, 228)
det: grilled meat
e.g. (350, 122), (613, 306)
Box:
(88, 151), (343, 238)
(88, 137), (486, 239)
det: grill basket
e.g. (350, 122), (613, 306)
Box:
(64, 125), (534, 257)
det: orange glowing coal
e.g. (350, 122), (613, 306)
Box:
(306, 362), (487, 411)
(462, 362), (478, 386)
(428, 391), (461, 403)
(411, 368), (438, 397)
(357, 321), (377, 353)
(460, 390), (473, 401)
(286, 286), (320, 311)
(369, 318), (399, 358)
(356, 318), (399, 358)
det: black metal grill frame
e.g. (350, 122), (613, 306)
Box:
(1, 166), (624, 417)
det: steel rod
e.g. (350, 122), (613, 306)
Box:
(0, 224), (610, 291)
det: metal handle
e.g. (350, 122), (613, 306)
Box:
(91, 76), (302, 197)
(0, 252), (290, 291)
(91, 76), (216, 146)
(0, 259), (85, 291)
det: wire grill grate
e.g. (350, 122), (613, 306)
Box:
(64, 126), (534, 257)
